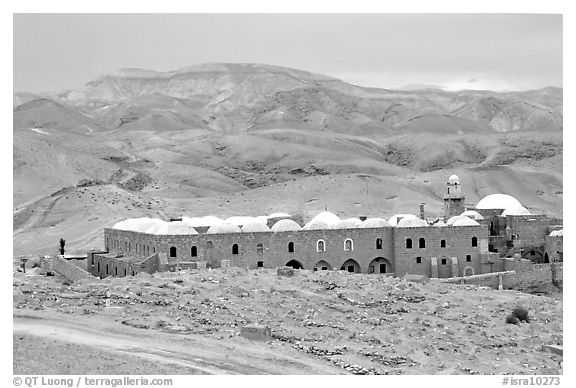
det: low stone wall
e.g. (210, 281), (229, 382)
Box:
(439, 261), (563, 291)
(440, 271), (515, 288)
(41, 256), (95, 282)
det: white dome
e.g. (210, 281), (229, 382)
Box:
(112, 217), (166, 234)
(460, 210), (484, 220)
(448, 174), (460, 184)
(268, 212), (291, 218)
(362, 218), (392, 228)
(344, 218), (364, 226)
(447, 215), (466, 225)
(206, 222), (242, 234)
(254, 215), (269, 224)
(183, 215), (226, 227)
(476, 194), (522, 210)
(333, 219), (361, 229)
(388, 214), (418, 227)
(241, 222), (271, 233)
(397, 217), (428, 228)
(303, 220), (330, 230)
(156, 222), (199, 235)
(452, 217), (480, 226)
(271, 219), (302, 232)
(310, 211), (341, 227)
(550, 230), (563, 237)
(501, 206), (531, 216)
(225, 216), (256, 226)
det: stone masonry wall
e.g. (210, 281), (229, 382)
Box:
(104, 227), (395, 274)
(87, 251), (160, 279)
(101, 222), (515, 280)
(441, 261), (563, 291)
(544, 235), (563, 263)
(393, 225), (488, 278)
(507, 215), (562, 250)
(502, 259), (561, 291)
(41, 256), (95, 282)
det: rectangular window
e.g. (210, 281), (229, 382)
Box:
(416, 257), (422, 264)
(257, 261), (264, 268)
(441, 258), (447, 265)
(466, 255), (471, 262)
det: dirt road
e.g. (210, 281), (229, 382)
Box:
(13, 313), (341, 375)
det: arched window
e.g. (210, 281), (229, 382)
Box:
(406, 238), (412, 249)
(97, 262), (100, 272)
(419, 238), (426, 248)
(106, 264), (109, 274)
(257, 243), (264, 254)
(232, 244), (239, 255)
(191, 246), (197, 257)
(472, 237), (478, 247)
(317, 240), (325, 252)
(169, 246), (177, 257)
(344, 239), (353, 251)
(466, 255), (471, 262)
(440, 239), (446, 248)
(288, 242), (295, 253)
(206, 241), (213, 249)
(376, 238), (383, 249)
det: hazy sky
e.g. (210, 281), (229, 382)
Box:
(13, 13), (562, 92)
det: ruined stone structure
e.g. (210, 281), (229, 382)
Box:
(88, 175), (562, 280)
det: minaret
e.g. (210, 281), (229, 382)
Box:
(444, 174), (465, 219)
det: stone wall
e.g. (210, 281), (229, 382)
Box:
(441, 261), (563, 291)
(104, 227), (395, 275)
(393, 225), (488, 278)
(441, 271), (514, 288)
(502, 259), (562, 291)
(41, 256), (95, 282)
(507, 215), (562, 252)
(87, 251), (160, 278)
(544, 235), (563, 263)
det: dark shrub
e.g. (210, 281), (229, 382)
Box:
(506, 315), (520, 325)
(512, 307), (530, 323)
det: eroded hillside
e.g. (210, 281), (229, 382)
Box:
(13, 63), (563, 256)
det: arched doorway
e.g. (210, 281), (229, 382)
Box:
(286, 259), (304, 269)
(464, 266), (474, 277)
(521, 249), (544, 263)
(368, 257), (392, 274)
(340, 259), (361, 273)
(314, 260), (332, 271)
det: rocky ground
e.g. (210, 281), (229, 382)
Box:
(13, 266), (563, 375)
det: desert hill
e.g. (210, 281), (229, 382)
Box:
(13, 63), (563, 256)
